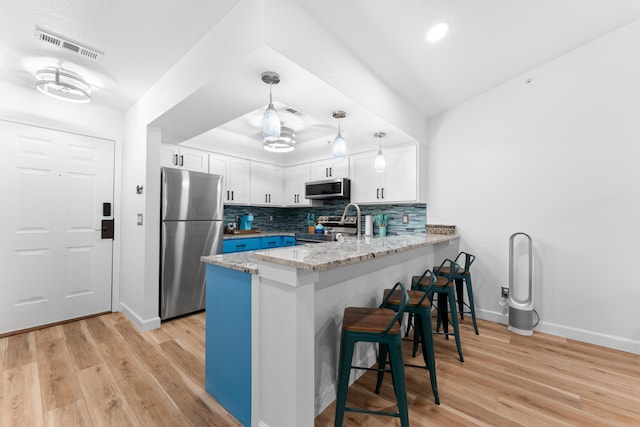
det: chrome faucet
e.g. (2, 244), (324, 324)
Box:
(340, 202), (361, 239)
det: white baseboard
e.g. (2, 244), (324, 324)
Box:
(477, 308), (640, 354)
(119, 302), (161, 332)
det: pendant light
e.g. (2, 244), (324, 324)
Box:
(264, 123), (295, 152)
(261, 71), (281, 142)
(331, 110), (347, 159)
(35, 67), (92, 103)
(374, 132), (386, 173)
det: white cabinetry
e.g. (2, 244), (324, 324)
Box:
(309, 158), (349, 181)
(209, 154), (251, 204)
(284, 164), (311, 206)
(250, 161), (283, 206)
(160, 144), (208, 173)
(351, 145), (417, 204)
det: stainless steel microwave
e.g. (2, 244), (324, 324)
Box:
(305, 178), (351, 199)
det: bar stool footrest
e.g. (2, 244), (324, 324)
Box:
(345, 407), (402, 418)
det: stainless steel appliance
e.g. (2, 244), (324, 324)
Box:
(160, 168), (224, 320)
(304, 178), (350, 199)
(294, 215), (358, 243)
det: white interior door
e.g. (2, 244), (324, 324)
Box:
(0, 120), (114, 334)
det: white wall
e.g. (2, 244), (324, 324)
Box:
(426, 21), (640, 353)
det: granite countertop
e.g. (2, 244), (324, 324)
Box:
(202, 233), (458, 274)
(201, 251), (259, 274)
(223, 231), (295, 240)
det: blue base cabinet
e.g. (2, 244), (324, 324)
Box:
(205, 264), (252, 426)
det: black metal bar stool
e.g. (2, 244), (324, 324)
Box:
(376, 269), (440, 405)
(334, 282), (410, 427)
(434, 252), (479, 335)
(411, 261), (464, 362)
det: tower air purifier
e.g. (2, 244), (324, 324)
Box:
(508, 232), (534, 336)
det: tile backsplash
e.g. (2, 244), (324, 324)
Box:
(224, 200), (427, 236)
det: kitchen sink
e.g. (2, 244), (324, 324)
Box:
(294, 232), (337, 243)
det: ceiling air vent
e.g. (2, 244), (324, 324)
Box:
(35, 28), (104, 61)
(284, 107), (300, 114)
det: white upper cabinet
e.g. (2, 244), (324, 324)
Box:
(250, 161), (283, 206)
(160, 144), (209, 173)
(351, 144), (417, 204)
(284, 163), (311, 206)
(309, 157), (349, 181)
(209, 153), (251, 205)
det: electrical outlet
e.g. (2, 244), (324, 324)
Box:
(501, 287), (509, 298)
(402, 215), (409, 224)
(269, 215), (273, 222)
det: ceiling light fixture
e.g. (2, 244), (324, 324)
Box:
(264, 123), (295, 153)
(261, 71), (281, 142)
(426, 22), (450, 43)
(35, 67), (92, 103)
(331, 110), (347, 159)
(374, 132), (386, 173)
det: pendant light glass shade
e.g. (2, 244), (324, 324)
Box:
(261, 71), (281, 142)
(374, 132), (386, 172)
(331, 110), (347, 159)
(332, 132), (347, 159)
(262, 102), (280, 142)
(374, 146), (386, 172)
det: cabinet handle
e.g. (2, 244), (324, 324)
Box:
(376, 188), (380, 199)
(268, 194), (271, 203)
(329, 167), (332, 177)
(326, 167), (329, 177)
(231, 191), (234, 201)
(179, 155), (184, 167)
(173, 154), (179, 166)
(265, 194), (268, 203)
(227, 190), (230, 200)
(381, 188), (384, 199)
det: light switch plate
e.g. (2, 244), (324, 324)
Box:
(402, 215), (409, 224)
(137, 213), (143, 226)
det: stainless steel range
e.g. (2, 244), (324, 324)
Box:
(294, 215), (358, 243)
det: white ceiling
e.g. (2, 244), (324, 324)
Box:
(2, 0), (640, 149)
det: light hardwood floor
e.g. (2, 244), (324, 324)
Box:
(1, 312), (639, 426)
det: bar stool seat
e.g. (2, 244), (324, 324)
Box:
(412, 265), (464, 362)
(434, 251), (479, 335)
(376, 271), (440, 405)
(334, 282), (410, 427)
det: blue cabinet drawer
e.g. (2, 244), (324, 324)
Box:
(282, 236), (295, 247)
(223, 238), (261, 253)
(260, 236), (283, 249)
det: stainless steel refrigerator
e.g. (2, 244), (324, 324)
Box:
(160, 167), (224, 320)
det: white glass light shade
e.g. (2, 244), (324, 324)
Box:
(374, 147), (386, 172)
(262, 103), (281, 142)
(35, 67), (92, 103)
(332, 132), (347, 159)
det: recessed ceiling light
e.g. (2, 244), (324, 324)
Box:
(426, 22), (450, 43)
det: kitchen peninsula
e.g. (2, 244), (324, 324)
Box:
(202, 233), (459, 427)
